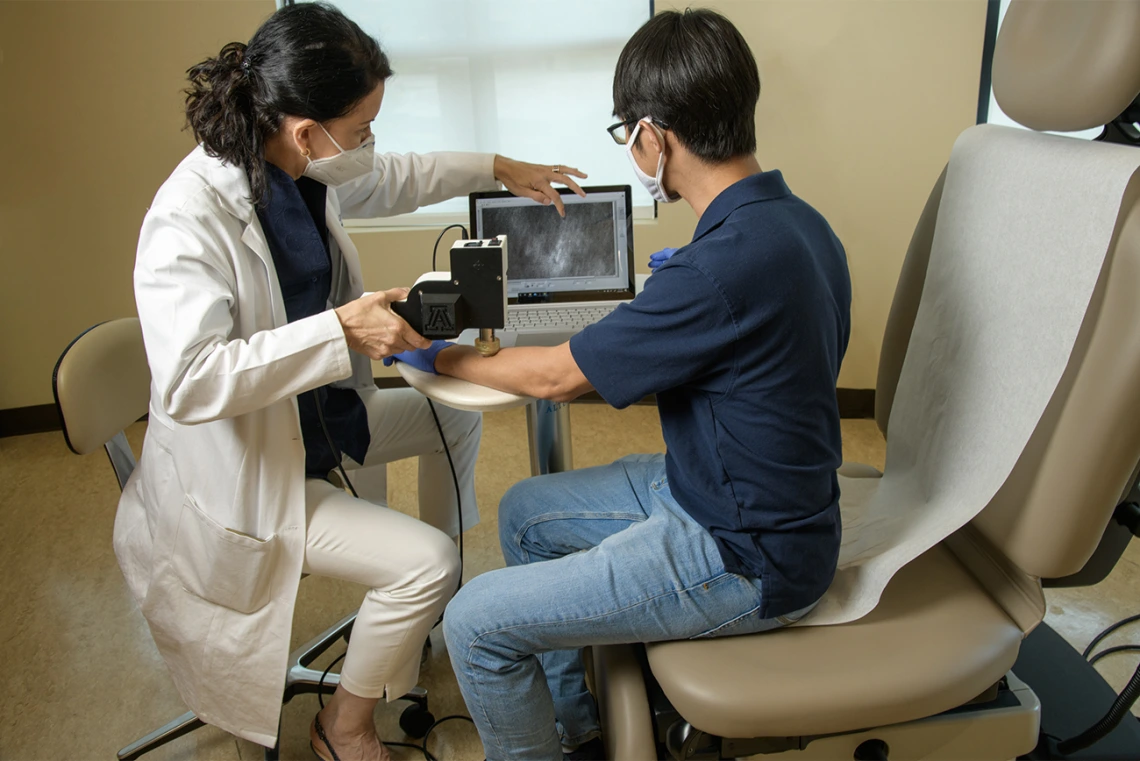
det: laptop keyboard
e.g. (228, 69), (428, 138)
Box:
(507, 303), (621, 332)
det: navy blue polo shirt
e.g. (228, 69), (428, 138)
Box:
(569, 171), (851, 617)
(257, 163), (371, 479)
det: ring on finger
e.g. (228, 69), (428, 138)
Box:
(552, 165), (562, 174)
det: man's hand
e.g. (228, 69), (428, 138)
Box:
(335, 288), (431, 360)
(382, 340), (453, 375)
(493, 156), (588, 217)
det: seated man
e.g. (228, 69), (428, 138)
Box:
(391, 9), (851, 760)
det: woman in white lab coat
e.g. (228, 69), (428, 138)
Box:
(113, 4), (585, 759)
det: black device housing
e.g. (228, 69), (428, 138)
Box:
(390, 239), (506, 339)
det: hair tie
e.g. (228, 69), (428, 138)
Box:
(240, 57), (253, 77)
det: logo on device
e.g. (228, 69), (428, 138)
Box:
(426, 304), (456, 333)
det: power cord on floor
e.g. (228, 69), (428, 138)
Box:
(1082, 612), (1140, 659)
(315, 645), (477, 760)
(420, 715), (478, 761)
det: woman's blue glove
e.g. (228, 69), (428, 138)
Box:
(648, 247), (679, 272)
(382, 340), (453, 375)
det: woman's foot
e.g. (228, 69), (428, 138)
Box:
(310, 710), (391, 761)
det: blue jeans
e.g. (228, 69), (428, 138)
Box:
(443, 454), (811, 761)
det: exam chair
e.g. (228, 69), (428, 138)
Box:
(588, 2), (1140, 759)
(51, 318), (433, 761)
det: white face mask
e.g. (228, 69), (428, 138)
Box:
(301, 123), (376, 187)
(625, 120), (680, 204)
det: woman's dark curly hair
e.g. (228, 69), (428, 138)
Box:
(184, 2), (392, 205)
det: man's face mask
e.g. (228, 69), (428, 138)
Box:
(301, 123), (376, 187)
(625, 120), (681, 204)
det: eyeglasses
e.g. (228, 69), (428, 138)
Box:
(606, 117), (670, 145)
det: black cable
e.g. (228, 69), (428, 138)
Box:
(421, 715), (478, 761)
(1053, 613), (1140, 754)
(313, 237), (474, 759)
(432, 224), (468, 271)
(317, 652), (346, 710)
(314, 393), (359, 498)
(1057, 658), (1140, 754)
(1089, 644), (1140, 666)
(427, 398), (464, 590)
(1084, 612), (1140, 658)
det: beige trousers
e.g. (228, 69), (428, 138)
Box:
(302, 388), (480, 700)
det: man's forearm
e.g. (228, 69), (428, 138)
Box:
(435, 343), (592, 402)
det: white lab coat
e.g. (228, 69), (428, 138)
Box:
(113, 145), (498, 747)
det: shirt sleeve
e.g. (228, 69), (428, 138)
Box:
(569, 263), (738, 409)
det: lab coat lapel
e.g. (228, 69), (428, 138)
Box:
(204, 151), (288, 328)
(241, 220), (288, 329)
(326, 203), (364, 299)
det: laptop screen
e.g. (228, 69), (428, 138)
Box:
(470, 186), (634, 300)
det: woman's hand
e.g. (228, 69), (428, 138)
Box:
(334, 288), (431, 360)
(493, 156), (588, 217)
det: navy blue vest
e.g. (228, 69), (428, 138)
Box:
(257, 163), (370, 478)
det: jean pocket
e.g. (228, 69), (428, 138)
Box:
(171, 496), (279, 614)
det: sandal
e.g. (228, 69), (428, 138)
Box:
(310, 714), (342, 761)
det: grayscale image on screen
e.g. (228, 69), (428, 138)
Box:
(481, 202), (616, 280)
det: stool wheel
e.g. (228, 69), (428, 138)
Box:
(400, 703), (435, 739)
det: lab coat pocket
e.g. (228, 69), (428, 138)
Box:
(172, 496), (279, 614)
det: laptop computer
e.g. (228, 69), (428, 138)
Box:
(467, 185), (636, 347)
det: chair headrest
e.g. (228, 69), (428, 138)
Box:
(993, 0), (1140, 132)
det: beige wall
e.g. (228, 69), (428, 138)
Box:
(0, 0), (986, 410)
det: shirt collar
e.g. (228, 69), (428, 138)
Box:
(691, 170), (792, 243)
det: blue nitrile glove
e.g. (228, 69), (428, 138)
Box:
(648, 247), (679, 272)
(382, 340), (453, 375)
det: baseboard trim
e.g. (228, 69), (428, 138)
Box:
(0, 386), (876, 438)
(837, 388), (876, 420)
(0, 403), (62, 438)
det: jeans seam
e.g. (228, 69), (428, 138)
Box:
(694, 602), (764, 638)
(511, 511), (648, 558)
(462, 570), (738, 657)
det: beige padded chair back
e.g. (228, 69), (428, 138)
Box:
(993, 0), (1140, 133)
(875, 0), (1140, 580)
(53, 318), (150, 456)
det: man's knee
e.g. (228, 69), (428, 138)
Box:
(442, 574), (492, 659)
(498, 476), (547, 549)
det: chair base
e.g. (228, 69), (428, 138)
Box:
(660, 672), (1039, 760)
(117, 610), (430, 761)
(592, 636), (1041, 761)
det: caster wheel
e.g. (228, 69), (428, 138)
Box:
(400, 703), (435, 739)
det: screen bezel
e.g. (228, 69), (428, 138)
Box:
(469, 185), (636, 304)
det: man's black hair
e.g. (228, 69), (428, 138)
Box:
(613, 8), (760, 162)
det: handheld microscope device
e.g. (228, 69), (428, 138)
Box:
(390, 236), (508, 357)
